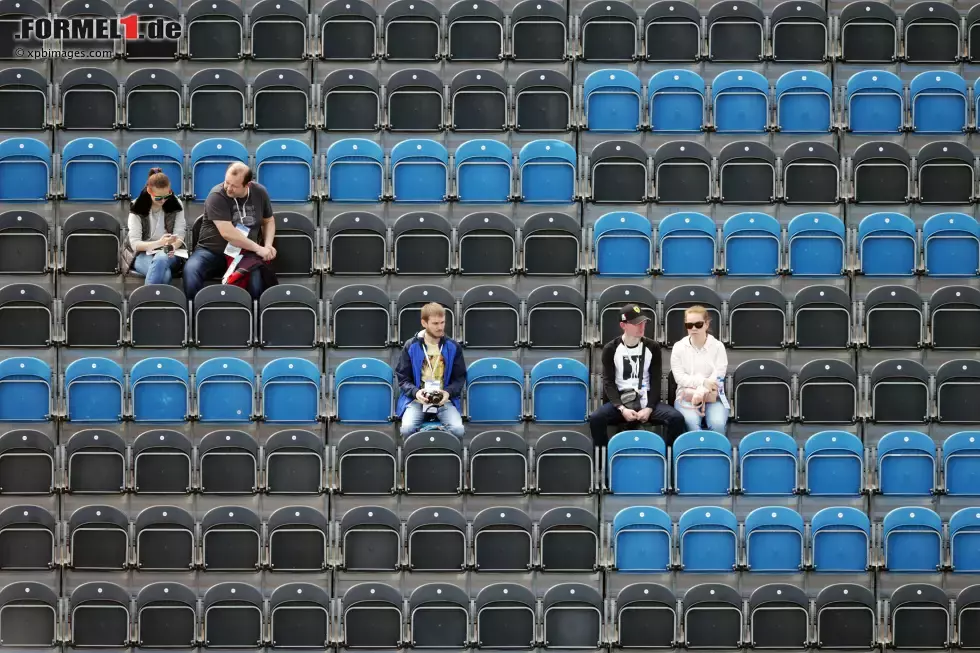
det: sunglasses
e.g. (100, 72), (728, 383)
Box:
(684, 321), (705, 330)
(151, 192), (172, 201)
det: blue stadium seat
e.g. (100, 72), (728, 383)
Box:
(944, 432), (980, 496)
(0, 138), (50, 201)
(648, 70), (705, 133)
(62, 138), (120, 201)
(678, 506), (738, 572)
(390, 139), (448, 203)
(334, 358), (393, 424)
(876, 430), (936, 496)
(593, 211), (652, 277)
(190, 138), (248, 200)
(659, 212), (716, 276)
(326, 138), (385, 203)
(466, 358), (524, 424)
(810, 506), (871, 573)
(744, 506), (804, 573)
(529, 358), (589, 424)
(255, 139), (314, 203)
(738, 430), (798, 495)
(607, 430), (667, 495)
(64, 357), (124, 423)
(882, 506), (942, 572)
(711, 70), (769, 133)
(126, 138), (183, 198)
(0, 357), (51, 422)
(518, 140), (576, 203)
(774, 69), (833, 133)
(673, 430), (732, 495)
(261, 358), (321, 423)
(455, 139), (512, 203)
(613, 506), (673, 572)
(949, 508), (980, 572)
(722, 212), (781, 276)
(846, 70), (904, 134)
(196, 358), (255, 423)
(923, 213), (980, 277)
(129, 357), (189, 423)
(804, 431), (864, 496)
(787, 212), (846, 276)
(910, 71), (967, 134)
(583, 69), (642, 132)
(858, 212), (917, 276)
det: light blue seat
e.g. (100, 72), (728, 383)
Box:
(518, 140), (576, 203)
(949, 508), (980, 572)
(923, 212), (980, 277)
(810, 506), (870, 573)
(390, 139), (448, 203)
(774, 69), (833, 133)
(711, 70), (769, 133)
(846, 70), (904, 134)
(0, 357), (51, 422)
(723, 212), (781, 276)
(455, 139), (512, 203)
(334, 357), (393, 424)
(910, 71), (967, 134)
(255, 139), (314, 203)
(858, 212), (917, 276)
(882, 506), (942, 572)
(62, 138), (120, 201)
(876, 430), (936, 496)
(659, 211), (716, 276)
(64, 357), (124, 423)
(787, 212), (846, 276)
(190, 138), (248, 200)
(944, 432), (980, 496)
(804, 431), (864, 496)
(678, 506), (738, 572)
(529, 358), (589, 424)
(196, 358), (255, 423)
(738, 430), (798, 495)
(466, 358), (524, 425)
(613, 506), (673, 572)
(126, 138), (184, 197)
(326, 138), (384, 203)
(607, 430), (667, 495)
(593, 211), (652, 277)
(583, 69), (642, 132)
(0, 138), (51, 201)
(261, 358), (321, 424)
(673, 430), (732, 495)
(130, 357), (189, 423)
(648, 70), (705, 133)
(744, 506), (804, 573)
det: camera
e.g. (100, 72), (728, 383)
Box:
(423, 390), (443, 404)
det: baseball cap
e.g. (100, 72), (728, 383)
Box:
(620, 303), (651, 325)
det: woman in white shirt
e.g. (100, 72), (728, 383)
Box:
(670, 305), (730, 433)
(123, 168), (186, 285)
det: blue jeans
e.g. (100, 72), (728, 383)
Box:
(674, 399), (730, 434)
(132, 251), (183, 285)
(183, 247), (265, 301)
(400, 401), (465, 438)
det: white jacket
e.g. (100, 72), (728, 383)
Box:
(670, 334), (728, 399)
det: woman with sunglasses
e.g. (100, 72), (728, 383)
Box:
(122, 168), (187, 285)
(670, 305), (730, 434)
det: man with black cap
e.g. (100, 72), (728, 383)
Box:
(588, 303), (686, 447)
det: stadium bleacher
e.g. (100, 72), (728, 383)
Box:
(4, 0), (980, 649)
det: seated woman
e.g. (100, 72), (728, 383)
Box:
(123, 168), (186, 285)
(670, 304), (730, 433)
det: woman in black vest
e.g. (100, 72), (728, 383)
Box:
(123, 168), (187, 285)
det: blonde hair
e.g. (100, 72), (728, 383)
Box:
(684, 305), (710, 323)
(420, 302), (445, 322)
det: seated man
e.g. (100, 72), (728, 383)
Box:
(396, 303), (466, 438)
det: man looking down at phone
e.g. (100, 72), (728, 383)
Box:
(396, 302), (467, 438)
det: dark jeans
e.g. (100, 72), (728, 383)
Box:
(183, 248), (266, 301)
(588, 401), (687, 448)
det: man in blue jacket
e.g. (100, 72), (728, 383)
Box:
(396, 302), (466, 438)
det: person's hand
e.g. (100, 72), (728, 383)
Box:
(437, 390), (450, 406)
(266, 245), (277, 260)
(704, 378), (718, 392)
(620, 407), (639, 421)
(637, 406), (653, 422)
(256, 245), (273, 262)
(415, 389), (430, 405)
